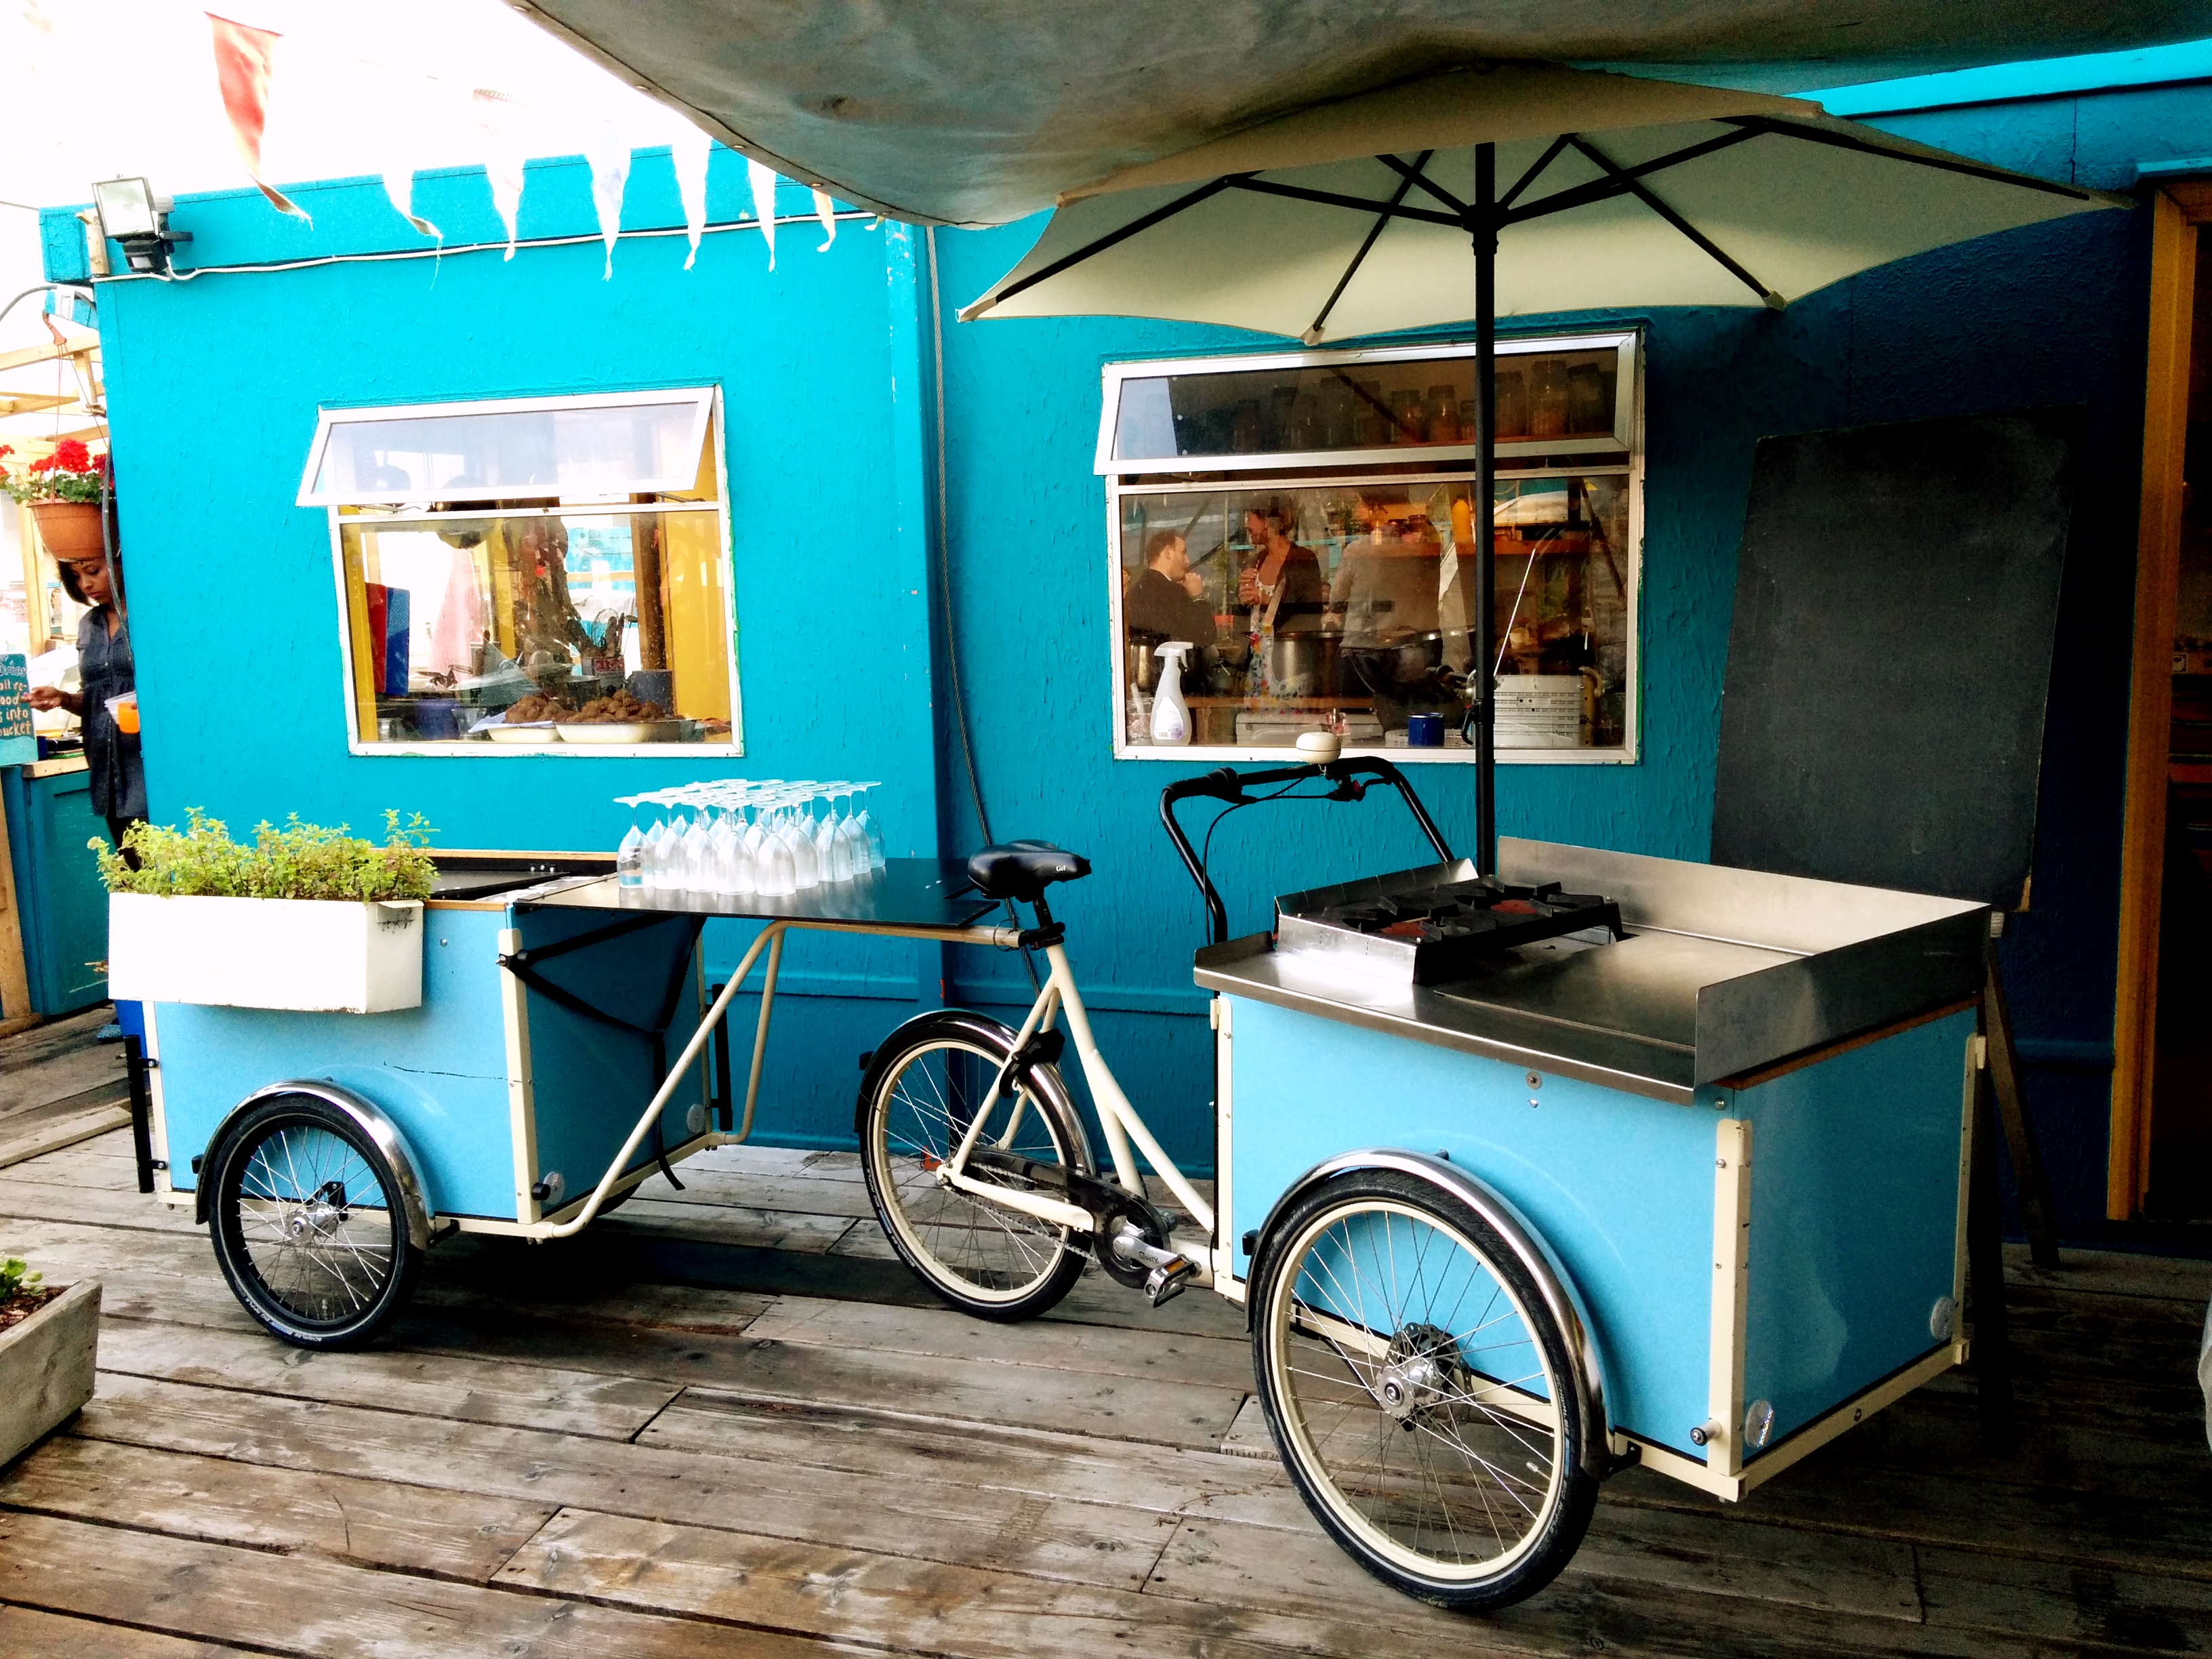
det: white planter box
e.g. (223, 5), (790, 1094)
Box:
(0, 1279), (99, 1468)
(108, 893), (425, 1013)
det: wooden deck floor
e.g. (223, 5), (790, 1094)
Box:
(0, 1025), (2207, 1657)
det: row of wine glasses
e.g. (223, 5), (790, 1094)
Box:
(615, 780), (884, 897)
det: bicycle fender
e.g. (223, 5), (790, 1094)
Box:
(196, 1080), (438, 1251)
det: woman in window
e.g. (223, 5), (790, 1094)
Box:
(28, 541), (144, 858)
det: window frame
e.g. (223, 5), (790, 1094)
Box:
(320, 386), (743, 759)
(297, 386), (718, 508)
(1101, 333), (1643, 766)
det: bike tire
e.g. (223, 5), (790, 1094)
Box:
(206, 1094), (422, 1349)
(857, 1010), (1091, 1322)
(1250, 1168), (1599, 1610)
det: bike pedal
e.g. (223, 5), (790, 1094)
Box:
(1144, 1256), (1199, 1307)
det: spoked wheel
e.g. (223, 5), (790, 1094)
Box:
(1250, 1169), (1599, 1610)
(207, 1095), (421, 1349)
(859, 1010), (1091, 1321)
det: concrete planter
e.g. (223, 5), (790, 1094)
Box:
(0, 1279), (100, 1468)
(108, 893), (424, 1013)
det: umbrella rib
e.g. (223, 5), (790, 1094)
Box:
(1503, 127), (1761, 226)
(1374, 152), (1467, 218)
(1227, 176), (1463, 228)
(1499, 135), (1576, 211)
(1719, 117), (2103, 201)
(1305, 151), (1433, 343)
(1567, 135), (1782, 308)
(983, 176), (1242, 308)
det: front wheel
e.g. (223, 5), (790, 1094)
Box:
(858, 1010), (1091, 1321)
(206, 1095), (421, 1348)
(1250, 1169), (1599, 1610)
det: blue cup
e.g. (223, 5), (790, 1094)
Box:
(1406, 712), (1444, 747)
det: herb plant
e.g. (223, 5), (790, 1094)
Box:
(0, 1257), (41, 1304)
(94, 808), (438, 902)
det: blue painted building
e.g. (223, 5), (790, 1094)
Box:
(41, 50), (2212, 1230)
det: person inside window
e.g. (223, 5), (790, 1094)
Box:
(28, 542), (144, 859)
(1122, 529), (1216, 647)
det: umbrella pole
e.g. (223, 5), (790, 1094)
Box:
(1473, 142), (1498, 876)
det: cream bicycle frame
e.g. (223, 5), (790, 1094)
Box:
(937, 941), (1216, 1242)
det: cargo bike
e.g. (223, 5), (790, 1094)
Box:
(136, 746), (1989, 1611)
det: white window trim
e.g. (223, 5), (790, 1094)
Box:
(325, 386), (743, 757)
(298, 386), (717, 508)
(1103, 331), (1643, 766)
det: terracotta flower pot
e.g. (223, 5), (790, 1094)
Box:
(28, 500), (108, 560)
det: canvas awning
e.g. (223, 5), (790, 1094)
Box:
(507, 0), (2208, 224)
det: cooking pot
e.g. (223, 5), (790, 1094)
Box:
(1125, 632), (1164, 693)
(1267, 631), (1340, 698)
(1346, 632), (1445, 693)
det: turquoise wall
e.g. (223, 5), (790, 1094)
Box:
(46, 77), (2212, 1216)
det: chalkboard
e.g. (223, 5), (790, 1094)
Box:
(1711, 410), (2076, 909)
(0, 655), (35, 769)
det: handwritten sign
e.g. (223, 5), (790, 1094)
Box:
(0, 655), (37, 767)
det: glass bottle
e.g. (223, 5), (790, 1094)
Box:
(617, 819), (644, 890)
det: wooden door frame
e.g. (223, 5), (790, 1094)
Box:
(2110, 182), (2211, 1218)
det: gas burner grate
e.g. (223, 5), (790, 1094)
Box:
(1285, 878), (1624, 984)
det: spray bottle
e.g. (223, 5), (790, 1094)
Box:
(1151, 641), (1194, 745)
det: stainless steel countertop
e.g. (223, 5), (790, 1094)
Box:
(1195, 837), (1988, 1105)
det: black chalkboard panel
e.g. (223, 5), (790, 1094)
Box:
(1711, 410), (2076, 909)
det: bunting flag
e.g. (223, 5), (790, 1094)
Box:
(586, 138), (630, 279)
(672, 130), (710, 269)
(747, 157), (778, 270)
(206, 12), (308, 219)
(382, 163), (438, 239)
(473, 87), (528, 258)
(811, 186), (837, 251)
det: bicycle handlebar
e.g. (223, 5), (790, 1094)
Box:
(1158, 757), (1456, 946)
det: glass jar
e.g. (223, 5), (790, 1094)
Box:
(1389, 388), (1427, 444)
(1428, 385), (1459, 443)
(1530, 359), (1568, 438)
(1568, 363), (1610, 434)
(1496, 369), (1528, 438)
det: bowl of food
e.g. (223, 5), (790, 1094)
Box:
(483, 691), (570, 743)
(554, 689), (678, 745)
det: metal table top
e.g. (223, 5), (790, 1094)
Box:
(1197, 836), (1989, 1105)
(514, 857), (1007, 935)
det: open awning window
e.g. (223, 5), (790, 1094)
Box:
(298, 388), (716, 507)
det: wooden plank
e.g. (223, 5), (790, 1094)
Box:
(494, 1504), (1407, 1659)
(739, 1292), (1256, 1392)
(96, 1317), (683, 1441)
(1916, 1542), (2212, 1650)
(2112, 185), (2197, 1221)
(76, 1374), (1212, 1595)
(0, 1433), (554, 1581)
(0, 1042), (125, 1117)
(0, 1605), (250, 1658)
(639, 1393), (1312, 1531)
(2006, 1242), (2212, 1306)
(499, 1504), (1977, 1659)
(0, 1509), (846, 1659)
(0, 1175), (206, 1235)
(679, 1332), (1246, 1450)
(0, 1100), (132, 1168)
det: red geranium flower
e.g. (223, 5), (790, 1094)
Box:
(49, 438), (93, 473)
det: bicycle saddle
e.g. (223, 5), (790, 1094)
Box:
(967, 840), (1091, 903)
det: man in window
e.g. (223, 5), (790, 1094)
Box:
(1123, 529), (1216, 648)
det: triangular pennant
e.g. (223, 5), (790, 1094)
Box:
(382, 164), (438, 239)
(587, 139), (630, 279)
(746, 157), (778, 270)
(472, 87), (527, 258)
(207, 12), (308, 220)
(811, 186), (837, 252)
(672, 131), (710, 270)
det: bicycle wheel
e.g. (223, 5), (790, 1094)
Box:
(859, 1010), (1091, 1321)
(1250, 1169), (1598, 1610)
(207, 1095), (421, 1349)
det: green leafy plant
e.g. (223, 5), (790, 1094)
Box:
(0, 1257), (41, 1305)
(0, 437), (110, 506)
(93, 808), (438, 902)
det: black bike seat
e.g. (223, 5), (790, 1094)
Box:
(967, 840), (1091, 903)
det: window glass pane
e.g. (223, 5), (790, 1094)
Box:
(1109, 350), (1618, 464)
(1117, 474), (1629, 751)
(340, 508), (731, 745)
(312, 398), (705, 501)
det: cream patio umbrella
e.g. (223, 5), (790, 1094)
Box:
(961, 61), (2127, 871)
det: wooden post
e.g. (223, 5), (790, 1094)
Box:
(0, 775), (38, 1034)
(1984, 937), (2059, 1267)
(2110, 186), (2202, 1218)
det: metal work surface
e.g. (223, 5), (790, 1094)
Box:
(518, 857), (1006, 934)
(1197, 837), (1988, 1101)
